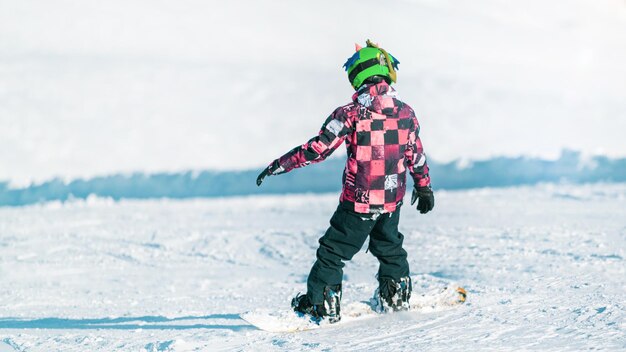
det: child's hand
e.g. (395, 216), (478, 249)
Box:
(256, 160), (281, 186)
(410, 186), (434, 214)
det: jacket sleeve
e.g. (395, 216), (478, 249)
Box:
(405, 115), (431, 188)
(269, 107), (353, 175)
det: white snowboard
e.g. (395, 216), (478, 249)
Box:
(240, 285), (467, 333)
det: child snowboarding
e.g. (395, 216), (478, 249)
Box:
(256, 40), (434, 324)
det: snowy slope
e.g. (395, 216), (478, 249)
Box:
(1, 0), (626, 185)
(0, 183), (624, 351)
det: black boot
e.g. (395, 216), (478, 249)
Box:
(377, 276), (411, 312)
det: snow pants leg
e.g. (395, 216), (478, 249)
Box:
(367, 208), (410, 285)
(306, 205), (409, 304)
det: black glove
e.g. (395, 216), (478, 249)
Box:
(410, 186), (434, 214)
(256, 160), (281, 186)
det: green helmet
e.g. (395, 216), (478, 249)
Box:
(343, 39), (400, 89)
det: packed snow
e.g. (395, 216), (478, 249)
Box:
(1, 183), (624, 351)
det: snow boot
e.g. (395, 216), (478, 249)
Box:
(291, 285), (342, 324)
(323, 284), (342, 323)
(377, 276), (411, 312)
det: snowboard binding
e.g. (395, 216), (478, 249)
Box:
(291, 285), (342, 324)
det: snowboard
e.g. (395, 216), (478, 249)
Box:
(240, 285), (467, 333)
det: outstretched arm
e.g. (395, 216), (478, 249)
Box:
(257, 107), (353, 186)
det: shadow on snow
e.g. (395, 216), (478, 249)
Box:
(0, 314), (255, 331)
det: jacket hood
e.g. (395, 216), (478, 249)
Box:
(352, 81), (401, 116)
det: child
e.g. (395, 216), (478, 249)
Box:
(256, 40), (434, 323)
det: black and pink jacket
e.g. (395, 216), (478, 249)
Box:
(270, 81), (430, 214)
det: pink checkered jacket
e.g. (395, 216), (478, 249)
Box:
(270, 81), (430, 214)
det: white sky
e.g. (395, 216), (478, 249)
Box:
(1, 0), (626, 185)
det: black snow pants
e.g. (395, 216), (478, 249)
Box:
(306, 204), (410, 304)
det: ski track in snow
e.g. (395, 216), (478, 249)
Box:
(0, 184), (625, 351)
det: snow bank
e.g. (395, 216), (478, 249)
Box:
(1, 150), (625, 207)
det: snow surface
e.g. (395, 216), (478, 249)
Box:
(0, 183), (625, 351)
(2, 0), (626, 185)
